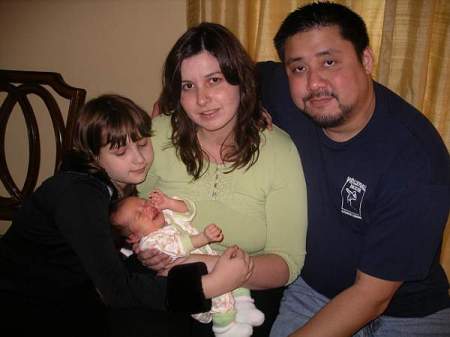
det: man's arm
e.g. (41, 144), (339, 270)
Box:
(290, 270), (401, 337)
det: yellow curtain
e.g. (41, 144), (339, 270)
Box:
(187, 0), (450, 278)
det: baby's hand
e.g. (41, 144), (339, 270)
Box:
(149, 189), (168, 210)
(204, 224), (224, 243)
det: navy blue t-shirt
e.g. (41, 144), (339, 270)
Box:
(257, 61), (450, 317)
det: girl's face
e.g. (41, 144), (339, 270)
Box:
(98, 137), (153, 191)
(179, 51), (240, 138)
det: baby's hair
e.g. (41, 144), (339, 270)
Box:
(110, 198), (129, 235)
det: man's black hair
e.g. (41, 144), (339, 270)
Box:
(274, 2), (369, 62)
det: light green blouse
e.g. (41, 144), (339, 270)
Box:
(138, 115), (307, 284)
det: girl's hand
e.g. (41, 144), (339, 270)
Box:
(202, 246), (254, 298)
(204, 223), (224, 243)
(148, 189), (168, 210)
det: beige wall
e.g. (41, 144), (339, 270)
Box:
(0, 0), (187, 233)
(0, 0), (187, 109)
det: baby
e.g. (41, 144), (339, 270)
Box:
(111, 190), (264, 337)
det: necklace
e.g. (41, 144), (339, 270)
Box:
(200, 143), (225, 165)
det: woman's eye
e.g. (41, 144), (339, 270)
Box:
(181, 82), (194, 91)
(209, 77), (222, 84)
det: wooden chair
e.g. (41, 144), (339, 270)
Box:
(442, 220), (450, 285)
(0, 70), (86, 220)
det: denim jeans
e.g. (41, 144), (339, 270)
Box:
(270, 277), (450, 337)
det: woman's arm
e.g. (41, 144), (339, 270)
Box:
(244, 254), (290, 289)
(200, 246), (253, 298)
(243, 138), (308, 289)
(258, 139), (308, 285)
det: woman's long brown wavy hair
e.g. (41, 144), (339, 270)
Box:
(159, 22), (267, 179)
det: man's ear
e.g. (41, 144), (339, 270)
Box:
(362, 47), (374, 74)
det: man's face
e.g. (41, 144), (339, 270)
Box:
(283, 25), (373, 129)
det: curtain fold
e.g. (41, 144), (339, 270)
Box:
(186, 0), (450, 279)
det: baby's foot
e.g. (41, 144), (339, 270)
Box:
(235, 296), (265, 326)
(212, 321), (252, 337)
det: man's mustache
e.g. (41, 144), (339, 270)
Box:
(304, 90), (337, 102)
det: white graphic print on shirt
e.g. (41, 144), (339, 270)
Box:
(340, 176), (367, 219)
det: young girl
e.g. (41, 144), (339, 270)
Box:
(0, 94), (252, 337)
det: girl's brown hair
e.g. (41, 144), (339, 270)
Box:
(159, 22), (267, 179)
(71, 94), (152, 196)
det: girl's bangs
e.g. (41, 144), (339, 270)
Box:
(103, 116), (152, 149)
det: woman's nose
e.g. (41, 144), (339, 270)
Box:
(196, 87), (210, 106)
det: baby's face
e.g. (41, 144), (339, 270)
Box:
(118, 197), (165, 237)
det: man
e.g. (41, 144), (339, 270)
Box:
(258, 2), (450, 337)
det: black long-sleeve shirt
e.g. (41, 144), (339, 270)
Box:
(0, 156), (210, 313)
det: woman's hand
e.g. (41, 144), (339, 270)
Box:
(261, 107), (273, 130)
(202, 246), (254, 298)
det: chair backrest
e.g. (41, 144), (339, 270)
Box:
(0, 70), (86, 220)
(442, 220), (450, 285)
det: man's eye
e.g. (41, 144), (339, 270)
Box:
(324, 59), (335, 67)
(293, 65), (306, 73)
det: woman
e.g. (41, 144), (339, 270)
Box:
(138, 23), (308, 337)
(0, 94), (252, 337)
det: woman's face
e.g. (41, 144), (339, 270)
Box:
(179, 51), (240, 137)
(97, 137), (153, 191)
